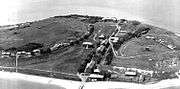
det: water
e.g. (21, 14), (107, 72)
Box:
(0, 0), (180, 33)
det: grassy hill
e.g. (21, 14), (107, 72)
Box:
(0, 14), (180, 81)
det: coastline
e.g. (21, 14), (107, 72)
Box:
(0, 71), (180, 89)
(0, 71), (80, 89)
(1, 13), (180, 89)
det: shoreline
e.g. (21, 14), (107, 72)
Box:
(0, 71), (180, 89)
(1, 14), (180, 89)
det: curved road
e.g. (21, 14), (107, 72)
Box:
(108, 23), (176, 59)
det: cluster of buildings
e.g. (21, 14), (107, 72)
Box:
(78, 33), (111, 82)
(1, 50), (32, 58)
(0, 42), (70, 58)
(79, 63), (154, 83)
(99, 65), (154, 83)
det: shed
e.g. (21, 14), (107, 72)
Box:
(99, 34), (106, 40)
(110, 37), (119, 43)
(125, 71), (137, 76)
(82, 42), (94, 49)
(89, 74), (104, 78)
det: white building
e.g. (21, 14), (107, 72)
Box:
(82, 42), (94, 49)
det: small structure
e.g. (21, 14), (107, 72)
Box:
(16, 51), (32, 58)
(145, 35), (155, 39)
(89, 74), (104, 78)
(50, 43), (67, 51)
(94, 69), (100, 73)
(110, 37), (119, 43)
(102, 17), (117, 22)
(82, 42), (94, 49)
(125, 71), (137, 76)
(167, 44), (176, 49)
(88, 74), (104, 81)
(96, 45), (105, 53)
(144, 47), (151, 51)
(118, 19), (127, 26)
(32, 49), (41, 56)
(99, 34), (106, 40)
(1, 51), (11, 58)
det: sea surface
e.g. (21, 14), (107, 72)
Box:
(0, 0), (180, 33)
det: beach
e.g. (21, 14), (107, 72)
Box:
(0, 71), (180, 89)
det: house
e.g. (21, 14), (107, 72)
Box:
(94, 69), (100, 73)
(145, 35), (155, 39)
(99, 34), (106, 40)
(96, 45), (105, 53)
(50, 43), (69, 51)
(82, 42), (94, 49)
(32, 49), (41, 56)
(16, 51), (32, 58)
(167, 44), (176, 49)
(125, 71), (137, 76)
(88, 74), (104, 81)
(1, 51), (11, 58)
(110, 37), (119, 43)
(102, 17), (117, 22)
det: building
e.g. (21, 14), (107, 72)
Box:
(99, 34), (106, 40)
(118, 19), (127, 26)
(1, 51), (11, 58)
(32, 49), (41, 56)
(102, 17), (117, 22)
(79, 73), (104, 82)
(145, 35), (155, 39)
(50, 42), (69, 51)
(110, 37), (119, 43)
(167, 44), (176, 49)
(125, 71), (137, 76)
(82, 42), (94, 49)
(88, 74), (104, 81)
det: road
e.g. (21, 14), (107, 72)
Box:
(108, 23), (135, 59)
(108, 23), (175, 59)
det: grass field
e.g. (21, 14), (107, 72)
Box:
(0, 15), (116, 77)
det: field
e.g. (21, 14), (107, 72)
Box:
(111, 22), (180, 75)
(0, 15), (117, 80)
(0, 15), (91, 79)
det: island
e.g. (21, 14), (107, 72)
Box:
(0, 14), (180, 84)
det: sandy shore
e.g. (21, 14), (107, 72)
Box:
(0, 71), (80, 89)
(0, 71), (180, 89)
